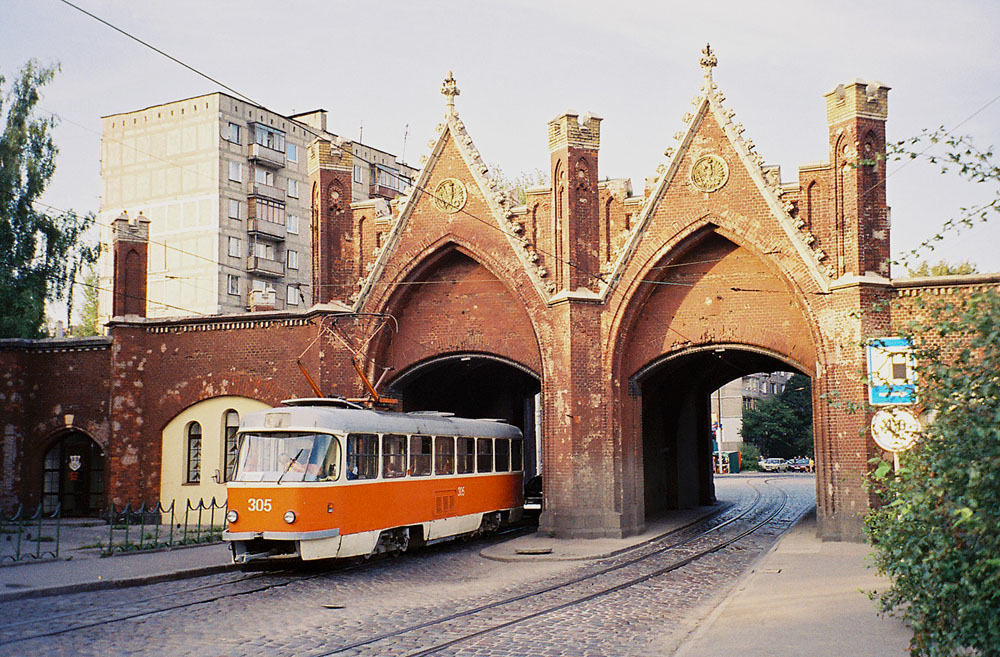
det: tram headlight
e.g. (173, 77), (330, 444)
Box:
(226, 510), (238, 524)
(283, 511), (296, 524)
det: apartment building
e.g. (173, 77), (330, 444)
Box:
(711, 372), (794, 453)
(97, 93), (416, 325)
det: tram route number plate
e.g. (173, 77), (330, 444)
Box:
(248, 498), (273, 512)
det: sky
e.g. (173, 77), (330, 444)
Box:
(3, 0), (999, 325)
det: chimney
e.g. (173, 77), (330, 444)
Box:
(112, 211), (151, 317)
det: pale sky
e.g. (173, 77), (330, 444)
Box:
(4, 0), (999, 319)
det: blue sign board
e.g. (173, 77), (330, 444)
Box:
(866, 337), (916, 405)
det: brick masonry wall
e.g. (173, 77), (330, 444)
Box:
(0, 340), (112, 510)
(11, 77), (984, 540)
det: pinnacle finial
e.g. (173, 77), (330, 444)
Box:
(441, 71), (460, 113)
(700, 43), (717, 82)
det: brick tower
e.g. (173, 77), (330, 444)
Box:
(308, 138), (356, 304)
(548, 112), (602, 292)
(823, 80), (891, 279)
(111, 211), (151, 317)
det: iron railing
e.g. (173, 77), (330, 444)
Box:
(0, 497), (227, 563)
(0, 503), (62, 562)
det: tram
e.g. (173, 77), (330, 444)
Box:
(223, 398), (524, 563)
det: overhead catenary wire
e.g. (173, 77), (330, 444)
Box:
(48, 0), (886, 364)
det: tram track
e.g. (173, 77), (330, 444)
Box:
(0, 478), (801, 654)
(0, 525), (530, 647)
(312, 477), (795, 657)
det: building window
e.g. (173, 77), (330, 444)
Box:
(228, 199), (241, 220)
(186, 422), (202, 484)
(251, 279), (267, 292)
(227, 236), (241, 257)
(254, 242), (275, 260)
(251, 197), (285, 225)
(254, 168), (274, 187)
(286, 214), (299, 234)
(287, 250), (298, 270)
(227, 122), (241, 144)
(286, 285), (299, 306)
(353, 165), (363, 183)
(254, 124), (285, 152)
(228, 162), (242, 182)
(287, 179), (299, 198)
(287, 143), (298, 162)
(223, 411), (240, 482)
(227, 274), (239, 295)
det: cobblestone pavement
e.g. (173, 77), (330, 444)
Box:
(0, 475), (816, 657)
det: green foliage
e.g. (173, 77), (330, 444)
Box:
(888, 128), (999, 267)
(865, 289), (1000, 657)
(72, 266), (100, 336)
(0, 60), (97, 339)
(741, 374), (812, 458)
(738, 442), (761, 471)
(489, 164), (549, 205)
(906, 259), (979, 277)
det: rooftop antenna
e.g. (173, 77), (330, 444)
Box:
(401, 123), (409, 163)
(359, 120), (363, 143)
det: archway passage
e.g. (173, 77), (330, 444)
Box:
(389, 355), (542, 480)
(42, 431), (105, 517)
(637, 347), (806, 517)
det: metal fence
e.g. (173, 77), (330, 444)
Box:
(0, 497), (227, 563)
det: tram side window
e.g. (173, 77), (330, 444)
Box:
(434, 436), (455, 475)
(477, 438), (493, 473)
(410, 435), (432, 476)
(382, 434), (407, 478)
(346, 433), (378, 480)
(457, 437), (475, 474)
(495, 438), (510, 472)
(511, 439), (523, 472)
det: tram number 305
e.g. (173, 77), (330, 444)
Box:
(248, 498), (273, 512)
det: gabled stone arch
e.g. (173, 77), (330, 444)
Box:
(607, 217), (822, 376)
(366, 237), (543, 379)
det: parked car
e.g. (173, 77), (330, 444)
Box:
(760, 458), (788, 472)
(523, 475), (543, 518)
(787, 457), (814, 472)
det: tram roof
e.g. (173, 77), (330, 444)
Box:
(240, 403), (523, 440)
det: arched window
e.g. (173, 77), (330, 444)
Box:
(186, 422), (202, 484)
(223, 410), (240, 482)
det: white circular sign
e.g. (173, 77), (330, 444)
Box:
(871, 408), (921, 452)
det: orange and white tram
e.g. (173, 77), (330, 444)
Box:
(223, 398), (524, 563)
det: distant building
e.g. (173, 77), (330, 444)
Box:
(97, 93), (416, 325)
(711, 372), (793, 453)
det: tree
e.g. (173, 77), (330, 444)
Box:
(741, 374), (812, 458)
(890, 128), (998, 267)
(489, 164), (549, 205)
(72, 266), (99, 336)
(865, 289), (1000, 657)
(0, 60), (97, 339)
(906, 259), (979, 277)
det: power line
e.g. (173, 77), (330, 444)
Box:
(53, 0), (820, 351)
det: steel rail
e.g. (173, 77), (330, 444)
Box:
(312, 478), (780, 656)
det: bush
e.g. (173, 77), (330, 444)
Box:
(739, 443), (761, 471)
(865, 290), (1000, 657)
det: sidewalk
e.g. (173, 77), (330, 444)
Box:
(673, 510), (911, 657)
(0, 542), (233, 602)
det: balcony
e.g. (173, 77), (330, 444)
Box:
(250, 142), (286, 168)
(252, 182), (285, 202)
(248, 217), (286, 241)
(247, 255), (284, 278)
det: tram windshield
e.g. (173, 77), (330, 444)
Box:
(233, 432), (341, 482)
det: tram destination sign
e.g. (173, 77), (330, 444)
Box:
(866, 337), (916, 406)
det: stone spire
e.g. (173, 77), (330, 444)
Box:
(700, 43), (717, 85)
(441, 71), (460, 116)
